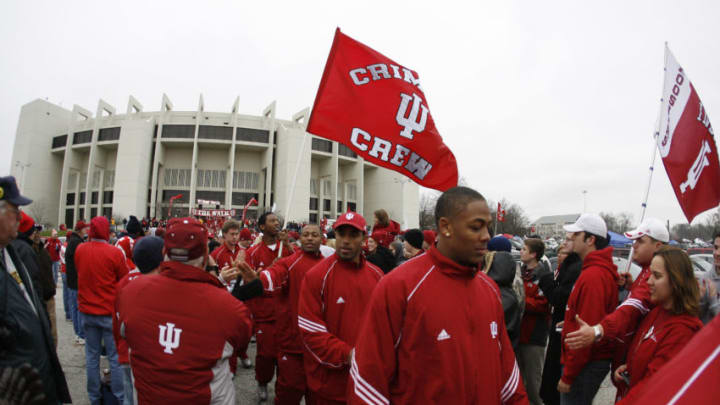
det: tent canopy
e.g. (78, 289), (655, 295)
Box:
(608, 231), (632, 247)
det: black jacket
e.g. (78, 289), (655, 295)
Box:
(65, 232), (84, 290)
(10, 237), (55, 302)
(538, 252), (582, 405)
(0, 245), (71, 403)
(487, 251), (522, 349)
(367, 246), (396, 274)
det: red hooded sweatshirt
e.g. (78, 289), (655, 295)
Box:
(348, 247), (528, 405)
(75, 217), (128, 316)
(618, 306), (702, 400)
(617, 314), (720, 405)
(117, 261), (253, 405)
(258, 248), (324, 354)
(561, 247), (618, 385)
(297, 253), (383, 402)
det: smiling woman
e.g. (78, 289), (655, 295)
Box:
(613, 246), (703, 400)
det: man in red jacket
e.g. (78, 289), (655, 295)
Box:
(44, 228), (62, 284)
(348, 187), (528, 405)
(246, 211), (295, 401)
(243, 223), (325, 404)
(564, 218), (668, 356)
(74, 216), (129, 404)
(117, 217), (253, 404)
(616, 313), (720, 404)
(298, 212), (383, 404)
(558, 213), (618, 405)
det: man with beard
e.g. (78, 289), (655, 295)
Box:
(298, 212), (384, 404)
(348, 186), (527, 404)
(245, 212), (295, 401)
(242, 224), (325, 404)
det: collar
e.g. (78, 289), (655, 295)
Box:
(427, 246), (479, 278)
(160, 260), (224, 288)
(332, 252), (367, 269)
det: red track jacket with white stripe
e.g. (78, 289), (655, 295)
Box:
(617, 311), (720, 405)
(348, 246), (528, 405)
(113, 268), (141, 365)
(259, 248), (324, 353)
(247, 240), (294, 322)
(115, 236), (139, 270)
(600, 265), (653, 342)
(297, 253), (383, 402)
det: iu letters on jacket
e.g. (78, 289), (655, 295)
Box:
(657, 45), (720, 222)
(307, 28), (459, 192)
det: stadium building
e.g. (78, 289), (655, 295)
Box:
(9, 95), (419, 228)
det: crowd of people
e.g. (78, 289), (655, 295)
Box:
(1, 173), (719, 404)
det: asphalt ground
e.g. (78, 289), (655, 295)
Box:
(54, 284), (613, 404)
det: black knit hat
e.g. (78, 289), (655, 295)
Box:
(404, 229), (424, 250)
(132, 236), (164, 273)
(126, 215), (142, 236)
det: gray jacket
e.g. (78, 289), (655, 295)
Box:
(699, 268), (720, 324)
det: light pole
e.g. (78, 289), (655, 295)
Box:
(393, 177), (412, 229)
(582, 190), (588, 212)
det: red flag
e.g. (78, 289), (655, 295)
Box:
(497, 202), (506, 222)
(658, 46), (720, 222)
(307, 28), (458, 191)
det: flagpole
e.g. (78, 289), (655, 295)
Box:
(623, 44), (668, 274)
(278, 125), (309, 258)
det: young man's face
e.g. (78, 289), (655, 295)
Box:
(335, 226), (364, 262)
(439, 199), (491, 267)
(570, 231), (593, 258)
(520, 243), (535, 264)
(261, 214), (280, 237)
(224, 228), (240, 247)
(631, 235), (662, 267)
(299, 225), (322, 254)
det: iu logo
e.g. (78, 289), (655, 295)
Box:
(490, 321), (498, 340)
(345, 213), (354, 220)
(396, 93), (429, 140)
(158, 322), (182, 354)
(680, 140), (711, 193)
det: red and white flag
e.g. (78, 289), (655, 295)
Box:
(307, 28), (458, 191)
(497, 202), (506, 222)
(658, 46), (720, 222)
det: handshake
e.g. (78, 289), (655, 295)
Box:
(215, 250), (259, 285)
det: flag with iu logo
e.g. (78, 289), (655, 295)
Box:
(658, 45), (720, 222)
(307, 28), (459, 192)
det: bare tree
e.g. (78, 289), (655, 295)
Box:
(27, 201), (49, 227)
(491, 198), (530, 236)
(418, 191), (440, 229)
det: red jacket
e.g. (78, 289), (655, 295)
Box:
(246, 240), (294, 322)
(348, 247), (528, 405)
(297, 253), (383, 402)
(75, 217), (128, 316)
(619, 307), (702, 399)
(520, 265), (550, 346)
(600, 265), (653, 342)
(113, 268), (141, 364)
(210, 242), (244, 292)
(117, 261), (253, 405)
(617, 314), (720, 405)
(258, 248), (324, 354)
(561, 247), (618, 385)
(371, 220), (401, 238)
(115, 236), (140, 270)
(45, 237), (62, 262)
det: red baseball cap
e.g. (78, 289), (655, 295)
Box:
(333, 212), (366, 233)
(18, 211), (35, 234)
(74, 220), (90, 231)
(164, 217), (208, 262)
(239, 228), (252, 241)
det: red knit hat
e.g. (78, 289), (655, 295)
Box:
(18, 211), (35, 234)
(239, 228), (252, 241)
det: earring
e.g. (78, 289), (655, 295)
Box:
(445, 233), (450, 237)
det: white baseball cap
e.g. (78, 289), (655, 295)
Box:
(624, 218), (669, 243)
(563, 213), (607, 237)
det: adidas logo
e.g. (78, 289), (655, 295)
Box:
(257, 329), (263, 334)
(281, 356), (288, 361)
(336, 297), (346, 304)
(437, 329), (451, 341)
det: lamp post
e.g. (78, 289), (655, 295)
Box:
(582, 190), (588, 212)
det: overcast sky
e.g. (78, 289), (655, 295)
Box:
(1, 0), (719, 227)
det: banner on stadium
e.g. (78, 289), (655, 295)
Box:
(307, 28), (458, 191)
(191, 209), (236, 217)
(658, 46), (720, 222)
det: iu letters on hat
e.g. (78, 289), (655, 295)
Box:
(307, 28), (459, 191)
